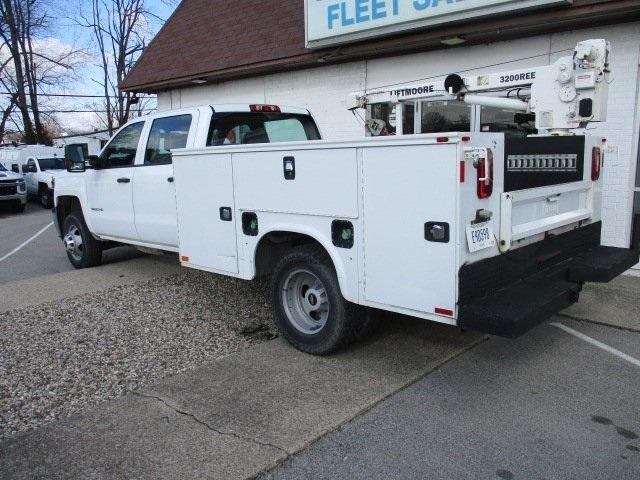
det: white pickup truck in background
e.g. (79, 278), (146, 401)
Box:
(53, 40), (639, 355)
(0, 145), (67, 209)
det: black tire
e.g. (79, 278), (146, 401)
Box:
(12, 201), (26, 213)
(39, 185), (52, 209)
(62, 211), (103, 268)
(271, 245), (361, 355)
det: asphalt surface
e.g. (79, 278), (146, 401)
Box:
(260, 319), (640, 480)
(0, 201), (139, 284)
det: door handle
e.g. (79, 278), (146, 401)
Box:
(117, 177), (131, 183)
(283, 156), (295, 180)
(167, 177), (174, 183)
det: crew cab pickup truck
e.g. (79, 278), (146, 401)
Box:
(53, 103), (639, 354)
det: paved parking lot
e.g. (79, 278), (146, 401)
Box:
(260, 319), (640, 480)
(0, 201), (139, 285)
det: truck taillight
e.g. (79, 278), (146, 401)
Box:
(591, 147), (602, 181)
(250, 104), (281, 113)
(476, 148), (494, 199)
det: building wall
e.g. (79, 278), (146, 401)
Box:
(158, 22), (640, 249)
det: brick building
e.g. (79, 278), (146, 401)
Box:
(121, 0), (640, 268)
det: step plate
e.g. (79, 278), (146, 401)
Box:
(569, 246), (639, 283)
(458, 277), (580, 338)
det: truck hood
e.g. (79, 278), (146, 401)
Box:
(0, 170), (23, 181)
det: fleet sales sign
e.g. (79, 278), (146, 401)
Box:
(305, 0), (570, 48)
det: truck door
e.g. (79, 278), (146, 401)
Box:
(132, 113), (196, 249)
(24, 158), (37, 194)
(85, 121), (144, 241)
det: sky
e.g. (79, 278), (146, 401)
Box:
(44, 0), (178, 134)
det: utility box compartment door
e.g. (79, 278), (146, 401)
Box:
(362, 145), (458, 316)
(232, 148), (358, 218)
(173, 152), (238, 274)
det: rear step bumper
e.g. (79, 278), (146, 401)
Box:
(458, 222), (639, 338)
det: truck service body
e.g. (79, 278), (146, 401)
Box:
(52, 40), (638, 354)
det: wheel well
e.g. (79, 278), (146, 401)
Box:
(254, 231), (331, 278)
(56, 196), (82, 231)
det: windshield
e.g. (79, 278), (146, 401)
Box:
(207, 112), (321, 146)
(0, 163), (6, 172)
(38, 157), (65, 171)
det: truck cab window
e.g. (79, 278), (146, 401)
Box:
(145, 114), (192, 165)
(421, 101), (471, 133)
(480, 106), (536, 139)
(207, 112), (320, 146)
(403, 103), (415, 135)
(101, 122), (144, 168)
(38, 157), (65, 171)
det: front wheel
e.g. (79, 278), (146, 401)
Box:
(62, 211), (103, 268)
(39, 186), (52, 209)
(271, 245), (360, 355)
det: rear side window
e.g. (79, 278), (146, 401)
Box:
(101, 122), (144, 168)
(145, 114), (192, 165)
(207, 112), (320, 146)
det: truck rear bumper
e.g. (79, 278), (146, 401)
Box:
(458, 222), (639, 338)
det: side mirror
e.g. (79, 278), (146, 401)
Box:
(64, 144), (87, 172)
(87, 155), (102, 169)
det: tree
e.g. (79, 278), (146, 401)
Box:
(79, 0), (172, 134)
(0, 0), (81, 144)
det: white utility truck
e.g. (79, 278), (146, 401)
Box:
(53, 39), (638, 354)
(0, 144), (66, 208)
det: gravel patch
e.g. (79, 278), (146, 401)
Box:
(0, 270), (277, 439)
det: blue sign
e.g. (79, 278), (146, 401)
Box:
(305, 0), (571, 48)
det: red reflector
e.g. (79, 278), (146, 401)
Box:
(436, 137), (449, 143)
(435, 308), (454, 317)
(462, 136), (471, 142)
(180, 255), (190, 262)
(250, 104), (281, 113)
(459, 161), (465, 183)
(591, 146), (602, 181)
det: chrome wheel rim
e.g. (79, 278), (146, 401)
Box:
(40, 190), (49, 206)
(281, 269), (329, 334)
(63, 224), (84, 262)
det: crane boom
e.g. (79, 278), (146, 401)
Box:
(350, 39), (610, 134)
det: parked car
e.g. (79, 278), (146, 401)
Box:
(0, 162), (27, 213)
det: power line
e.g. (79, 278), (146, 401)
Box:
(0, 91), (155, 98)
(37, 108), (157, 114)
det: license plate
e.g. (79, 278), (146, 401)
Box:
(466, 223), (496, 253)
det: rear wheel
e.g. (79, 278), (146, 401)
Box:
(271, 245), (361, 355)
(62, 211), (103, 268)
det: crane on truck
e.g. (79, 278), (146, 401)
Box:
(53, 39), (637, 355)
(351, 39), (609, 135)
